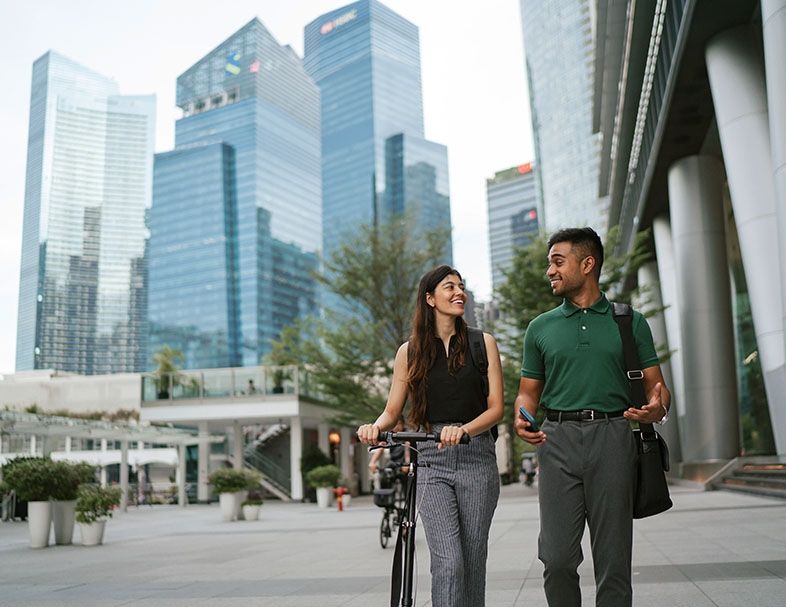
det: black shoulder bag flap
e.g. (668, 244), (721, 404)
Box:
(611, 302), (673, 519)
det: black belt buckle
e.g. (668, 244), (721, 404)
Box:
(581, 409), (596, 421)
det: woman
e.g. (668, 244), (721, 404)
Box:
(357, 265), (504, 607)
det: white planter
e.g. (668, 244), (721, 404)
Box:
(235, 490), (248, 520)
(316, 487), (332, 509)
(79, 520), (106, 546)
(27, 501), (52, 549)
(341, 494), (351, 509)
(219, 492), (239, 521)
(241, 504), (260, 521)
(52, 500), (76, 545)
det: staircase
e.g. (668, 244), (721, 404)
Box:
(713, 459), (786, 499)
(242, 424), (292, 501)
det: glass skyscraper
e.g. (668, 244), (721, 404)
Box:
(520, 0), (605, 233)
(16, 51), (154, 374)
(486, 163), (539, 291)
(148, 19), (320, 368)
(304, 0), (452, 293)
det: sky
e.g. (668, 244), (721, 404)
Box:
(0, 0), (534, 375)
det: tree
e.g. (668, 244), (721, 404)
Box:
(268, 215), (451, 425)
(151, 345), (185, 399)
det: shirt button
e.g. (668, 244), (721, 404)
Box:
(583, 310), (587, 314)
(582, 326), (587, 330)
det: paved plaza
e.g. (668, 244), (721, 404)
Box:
(1, 482), (785, 606)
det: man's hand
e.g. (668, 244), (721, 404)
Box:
(623, 382), (668, 424)
(513, 409), (546, 445)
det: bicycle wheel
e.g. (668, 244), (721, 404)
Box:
(379, 512), (392, 549)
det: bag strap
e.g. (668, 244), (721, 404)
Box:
(611, 303), (655, 436)
(467, 327), (489, 397)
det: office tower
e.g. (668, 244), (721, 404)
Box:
(148, 19), (320, 367)
(520, 0), (604, 233)
(16, 51), (154, 374)
(487, 163), (539, 292)
(304, 0), (452, 298)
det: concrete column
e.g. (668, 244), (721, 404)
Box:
(652, 218), (687, 427)
(707, 25), (786, 454)
(232, 421), (243, 470)
(198, 422), (209, 503)
(29, 435), (36, 455)
(636, 262), (683, 464)
(100, 438), (108, 486)
(339, 428), (352, 486)
(289, 416), (304, 501)
(762, 1), (786, 454)
(65, 436), (71, 452)
(668, 155), (739, 462)
(120, 440), (129, 513)
(178, 443), (187, 508)
(317, 423), (329, 456)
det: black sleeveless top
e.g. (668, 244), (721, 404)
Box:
(425, 334), (487, 424)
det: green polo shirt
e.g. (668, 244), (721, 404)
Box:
(521, 294), (659, 412)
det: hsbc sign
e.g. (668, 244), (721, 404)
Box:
(320, 9), (358, 35)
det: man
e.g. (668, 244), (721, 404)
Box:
(513, 227), (670, 607)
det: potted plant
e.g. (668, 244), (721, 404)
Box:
(241, 490), (264, 521)
(305, 464), (341, 509)
(3, 457), (58, 548)
(75, 484), (121, 546)
(300, 445), (332, 503)
(208, 468), (260, 522)
(51, 461), (96, 545)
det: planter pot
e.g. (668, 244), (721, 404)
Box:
(316, 487), (332, 509)
(27, 501), (52, 549)
(341, 494), (351, 509)
(235, 490), (248, 520)
(52, 500), (76, 545)
(242, 504), (260, 521)
(79, 520), (106, 546)
(219, 492), (240, 521)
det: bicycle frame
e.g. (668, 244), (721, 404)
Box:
(370, 430), (469, 607)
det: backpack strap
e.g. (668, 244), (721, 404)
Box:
(467, 327), (489, 397)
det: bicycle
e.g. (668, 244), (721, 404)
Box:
(368, 430), (470, 607)
(373, 464), (408, 549)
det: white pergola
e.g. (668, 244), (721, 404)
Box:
(0, 410), (222, 510)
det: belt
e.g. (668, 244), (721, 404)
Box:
(545, 408), (626, 422)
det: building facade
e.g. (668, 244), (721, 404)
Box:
(486, 163), (539, 292)
(520, 0), (605, 233)
(149, 19), (321, 368)
(593, 0), (786, 467)
(304, 0), (452, 305)
(16, 51), (154, 375)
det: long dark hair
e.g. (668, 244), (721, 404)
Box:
(407, 265), (467, 429)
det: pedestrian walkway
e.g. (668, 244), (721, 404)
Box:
(1, 482), (784, 606)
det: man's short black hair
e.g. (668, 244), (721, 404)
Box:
(547, 227), (604, 278)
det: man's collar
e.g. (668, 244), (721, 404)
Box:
(560, 293), (610, 317)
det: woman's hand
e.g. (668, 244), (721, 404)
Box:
(356, 423), (380, 445)
(439, 425), (467, 448)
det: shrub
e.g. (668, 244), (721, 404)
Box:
(305, 464), (342, 488)
(50, 461), (97, 501)
(75, 485), (121, 524)
(2, 457), (58, 501)
(208, 468), (260, 494)
(241, 498), (264, 507)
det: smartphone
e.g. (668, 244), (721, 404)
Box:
(519, 406), (540, 433)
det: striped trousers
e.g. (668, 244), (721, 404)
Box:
(417, 428), (500, 607)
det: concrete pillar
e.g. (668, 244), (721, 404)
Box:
(762, 1), (786, 453)
(65, 436), (72, 452)
(29, 435), (36, 455)
(636, 262), (683, 464)
(707, 26), (786, 454)
(198, 422), (209, 503)
(339, 428), (352, 486)
(317, 423), (329, 456)
(289, 416), (304, 501)
(232, 421), (243, 470)
(178, 443), (187, 508)
(100, 438), (108, 486)
(120, 440), (129, 513)
(668, 155), (739, 462)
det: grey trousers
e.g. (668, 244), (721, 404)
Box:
(537, 416), (637, 607)
(417, 429), (500, 607)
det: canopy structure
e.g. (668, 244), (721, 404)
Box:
(0, 410), (222, 510)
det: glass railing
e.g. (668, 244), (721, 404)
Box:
(141, 365), (321, 403)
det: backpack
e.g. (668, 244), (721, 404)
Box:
(467, 327), (497, 440)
